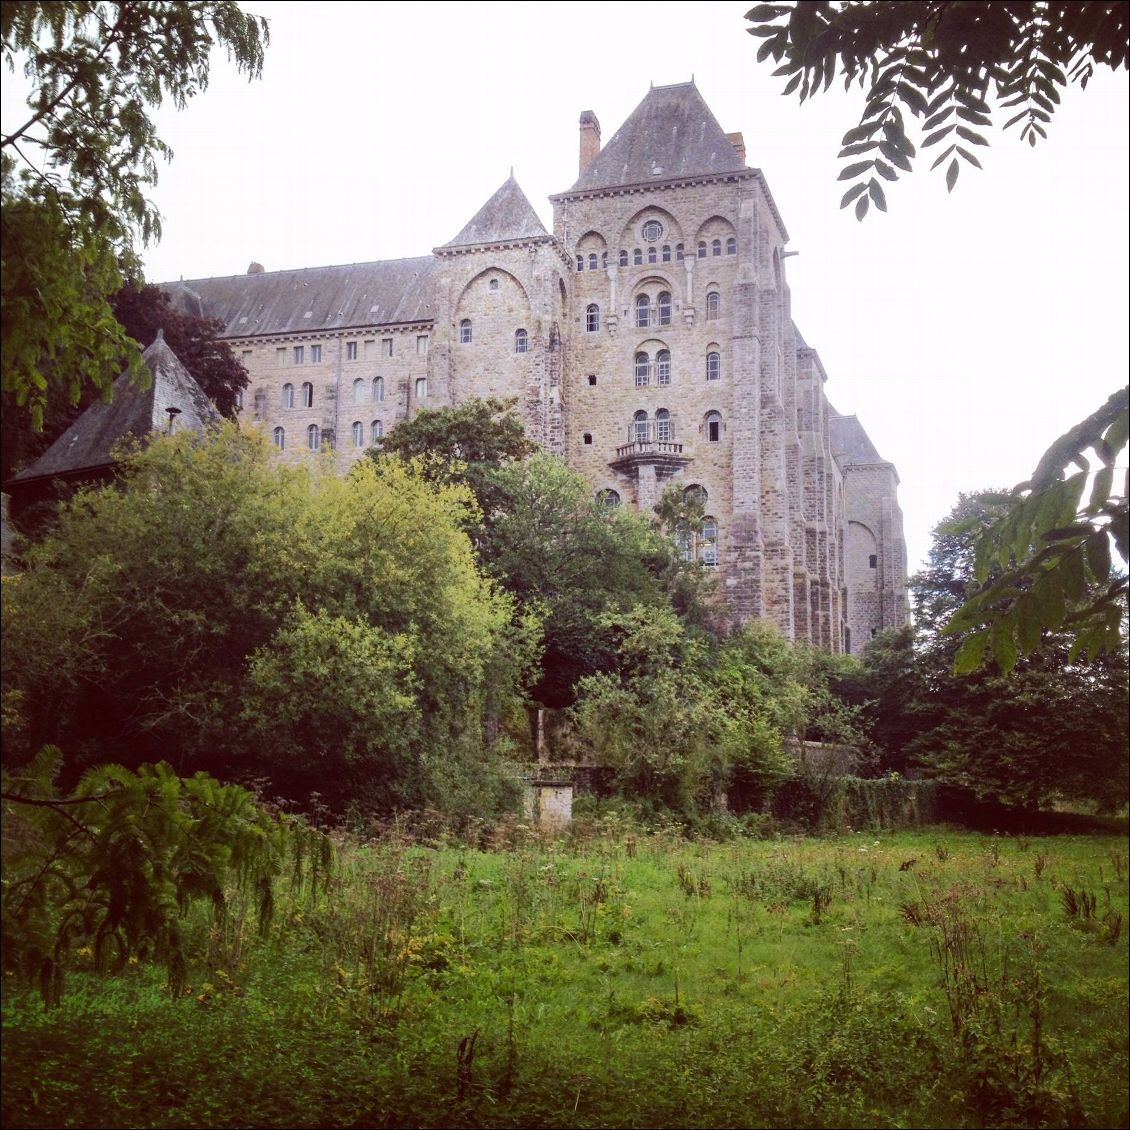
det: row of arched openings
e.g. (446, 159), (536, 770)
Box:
(594, 485), (719, 567)
(271, 421), (385, 451)
(629, 410), (722, 444)
(632, 350), (720, 385)
(576, 239), (737, 271)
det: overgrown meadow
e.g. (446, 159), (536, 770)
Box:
(3, 821), (1127, 1130)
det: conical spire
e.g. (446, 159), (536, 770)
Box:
(442, 175), (549, 248)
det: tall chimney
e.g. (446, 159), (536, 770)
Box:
(726, 131), (746, 166)
(579, 110), (601, 175)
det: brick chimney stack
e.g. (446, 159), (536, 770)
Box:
(579, 110), (601, 175)
(726, 132), (747, 166)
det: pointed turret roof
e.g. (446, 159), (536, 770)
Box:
(442, 175), (550, 249)
(9, 333), (220, 485)
(830, 414), (887, 467)
(565, 81), (747, 194)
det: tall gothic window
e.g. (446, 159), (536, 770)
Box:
(352, 421), (364, 447)
(586, 304), (600, 332)
(353, 378), (366, 405)
(459, 319), (472, 344)
(515, 328), (528, 354)
(656, 349), (671, 385)
(372, 376), (384, 402)
(282, 383), (294, 409)
(300, 382), (314, 407)
(706, 352), (721, 381)
(635, 352), (650, 387)
(273, 427), (285, 449)
(633, 410), (649, 444)
(657, 291), (672, 325)
(706, 291), (721, 320)
(370, 419), (384, 444)
(656, 408), (672, 442)
(307, 424), (320, 450)
(635, 294), (651, 328)
(706, 411), (722, 442)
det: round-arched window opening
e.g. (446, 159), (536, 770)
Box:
(597, 488), (622, 507)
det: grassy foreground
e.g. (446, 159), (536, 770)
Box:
(3, 822), (1128, 1129)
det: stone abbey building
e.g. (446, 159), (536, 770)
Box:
(170, 82), (908, 652)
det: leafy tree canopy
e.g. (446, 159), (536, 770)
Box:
(1, 1), (268, 429)
(747, 1), (1129, 218)
(853, 492), (1128, 810)
(2, 426), (527, 813)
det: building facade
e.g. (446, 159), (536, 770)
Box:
(170, 82), (908, 651)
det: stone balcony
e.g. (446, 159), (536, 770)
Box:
(609, 438), (692, 475)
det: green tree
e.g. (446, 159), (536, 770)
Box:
(746, 1), (1129, 218)
(1, 426), (526, 813)
(1, 1), (268, 429)
(875, 494), (1129, 809)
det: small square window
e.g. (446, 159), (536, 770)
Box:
(583, 433), (593, 445)
(869, 554), (878, 569)
(587, 375), (597, 386)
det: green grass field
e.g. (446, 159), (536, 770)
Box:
(3, 824), (1127, 1129)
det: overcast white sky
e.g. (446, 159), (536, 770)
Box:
(7, 2), (1129, 573)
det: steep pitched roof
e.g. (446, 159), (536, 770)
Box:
(566, 81), (747, 194)
(441, 176), (550, 249)
(830, 413), (887, 466)
(9, 333), (220, 484)
(172, 258), (436, 337)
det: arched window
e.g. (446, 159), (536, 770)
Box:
(415, 377), (428, 400)
(633, 248), (643, 265)
(352, 420), (364, 447)
(588, 253), (598, 270)
(657, 291), (672, 325)
(576, 255), (584, 272)
(706, 411), (722, 442)
(647, 246), (657, 264)
(282, 383), (294, 409)
(596, 488), (621, 507)
(307, 424), (320, 450)
(684, 483), (708, 505)
(700, 517), (719, 566)
(712, 239), (722, 257)
(656, 408), (672, 442)
(372, 376), (384, 402)
(656, 349), (671, 386)
(662, 245), (671, 262)
(272, 426), (285, 449)
(353, 378), (366, 405)
(300, 382), (314, 407)
(635, 352), (650, 387)
(602, 251), (608, 269)
(633, 410), (649, 444)
(706, 351), (721, 381)
(585, 303), (600, 333)
(459, 319), (472, 344)
(619, 249), (628, 267)
(515, 328), (528, 354)
(726, 237), (737, 256)
(676, 243), (685, 261)
(370, 419), (383, 445)
(697, 241), (707, 259)
(635, 294), (651, 328)
(706, 291), (721, 320)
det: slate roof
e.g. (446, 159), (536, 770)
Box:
(564, 81), (747, 195)
(441, 176), (550, 249)
(830, 414), (887, 466)
(170, 257), (436, 338)
(9, 333), (220, 484)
